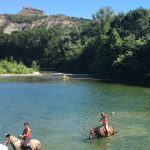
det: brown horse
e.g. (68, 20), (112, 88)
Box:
(89, 126), (115, 139)
(4, 134), (42, 150)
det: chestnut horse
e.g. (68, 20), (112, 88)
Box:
(89, 126), (115, 139)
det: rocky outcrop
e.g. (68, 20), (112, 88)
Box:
(18, 7), (45, 16)
(3, 22), (30, 34)
(0, 7), (84, 34)
(30, 15), (78, 29)
(0, 15), (7, 27)
(0, 15), (80, 34)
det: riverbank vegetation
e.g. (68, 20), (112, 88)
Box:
(0, 7), (150, 81)
(0, 59), (38, 74)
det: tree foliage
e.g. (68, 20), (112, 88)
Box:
(0, 7), (150, 81)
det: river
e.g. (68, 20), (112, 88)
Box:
(0, 73), (149, 150)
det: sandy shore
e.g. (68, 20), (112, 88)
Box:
(0, 72), (43, 77)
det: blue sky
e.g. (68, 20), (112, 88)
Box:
(0, 0), (150, 18)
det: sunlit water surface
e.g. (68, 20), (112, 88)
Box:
(0, 75), (149, 150)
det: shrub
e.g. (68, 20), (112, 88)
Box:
(0, 59), (38, 74)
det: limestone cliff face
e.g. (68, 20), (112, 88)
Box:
(0, 15), (80, 34)
(3, 22), (30, 34)
(0, 7), (82, 34)
(30, 15), (77, 29)
(0, 15), (79, 34)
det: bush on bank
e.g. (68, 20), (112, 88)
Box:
(0, 59), (38, 74)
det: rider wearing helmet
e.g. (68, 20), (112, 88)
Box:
(21, 122), (32, 149)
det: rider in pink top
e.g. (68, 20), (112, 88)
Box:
(99, 112), (113, 136)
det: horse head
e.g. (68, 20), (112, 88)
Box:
(4, 134), (11, 146)
(89, 126), (101, 139)
(89, 128), (96, 139)
(4, 134), (19, 146)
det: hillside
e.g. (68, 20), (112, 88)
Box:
(0, 7), (149, 82)
(0, 7), (89, 34)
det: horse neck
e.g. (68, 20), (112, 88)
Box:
(9, 136), (21, 150)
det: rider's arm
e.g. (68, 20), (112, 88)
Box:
(99, 117), (103, 122)
(22, 129), (25, 136)
(107, 113), (113, 117)
(22, 128), (29, 137)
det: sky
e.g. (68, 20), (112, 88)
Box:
(0, 0), (150, 19)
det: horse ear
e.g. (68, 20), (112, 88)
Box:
(5, 133), (11, 138)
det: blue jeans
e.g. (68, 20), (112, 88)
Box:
(24, 138), (30, 147)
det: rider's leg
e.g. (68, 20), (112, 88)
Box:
(29, 141), (34, 149)
(24, 145), (32, 150)
(24, 139), (32, 149)
(104, 125), (109, 136)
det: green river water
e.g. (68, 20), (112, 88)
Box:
(0, 74), (149, 150)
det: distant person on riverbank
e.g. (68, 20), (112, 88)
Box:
(19, 121), (32, 149)
(99, 112), (114, 136)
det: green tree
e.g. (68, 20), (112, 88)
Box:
(92, 7), (114, 34)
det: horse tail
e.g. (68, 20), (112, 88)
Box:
(39, 142), (42, 150)
(34, 140), (42, 150)
(112, 127), (118, 134)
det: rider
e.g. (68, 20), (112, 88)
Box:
(21, 121), (32, 149)
(99, 112), (113, 136)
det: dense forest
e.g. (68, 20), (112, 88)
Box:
(0, 7), (150, 81)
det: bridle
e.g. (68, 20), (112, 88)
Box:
(3, 136), (10, 146)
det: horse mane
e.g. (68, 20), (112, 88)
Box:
(7, 134), (19, 143)
(10, 135), (18, 141)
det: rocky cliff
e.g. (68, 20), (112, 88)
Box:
(18, 7), (45, 16)
(0, 7), (87, 34)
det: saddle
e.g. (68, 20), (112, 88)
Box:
(20, 139), (33, 150)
